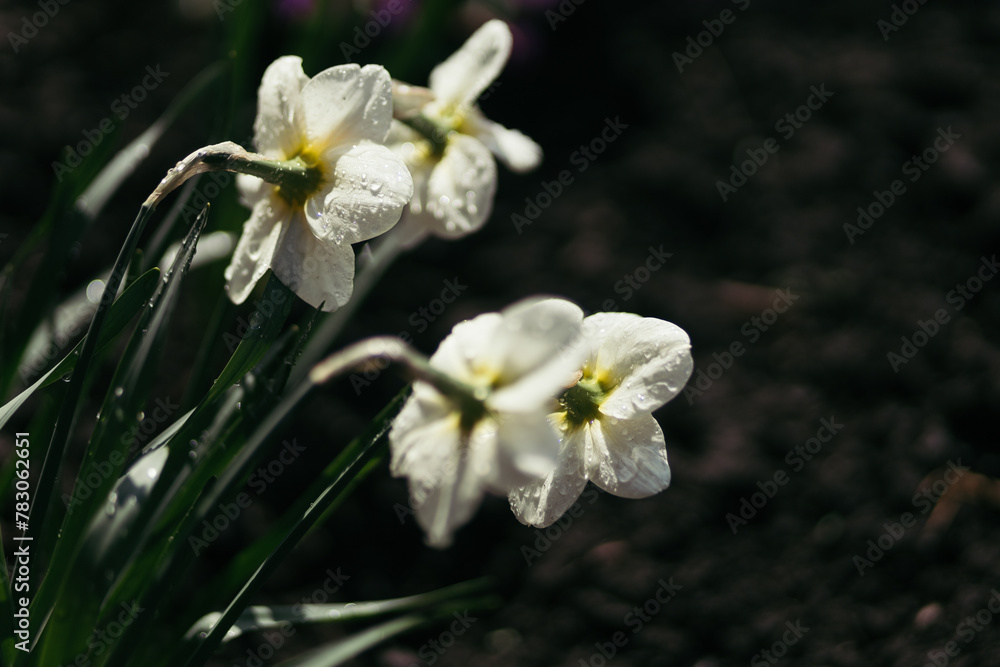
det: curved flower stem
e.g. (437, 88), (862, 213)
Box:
(291, 227), (409, 384)
(144, 142), (315, 207)
(309, 335), (483, 413)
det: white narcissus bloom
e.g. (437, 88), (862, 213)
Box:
(387, 19), (543, 247)
(225, 56), (414, 312)
(509, 313), (693, 528)
(389, 298), (585, 548)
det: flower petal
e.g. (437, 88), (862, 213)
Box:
(305, 141), (413, 245)
(299, 64), (394, 151)
(391, 80), (435, 119)
(223, 194), (286, 305)
(389, 387), (460, 484)
(421, 134), (496, 239)
(269, 211), (356, 312)
(253, 56), (309, 159)
(586, 414), (671, 498)
(594, 316), (693, 420)
(488, 298), (586, 413)
(389, 399), (488, 548)
(490, 411), (561, 490)
(508, 423), (589, 528)
(429, 19), (512, 110)
(428, 312), (504, 385)
(463, 108), (542, 173)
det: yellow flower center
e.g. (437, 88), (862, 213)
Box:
(273, 146), (325, 207)
(558, 371), (611, 431)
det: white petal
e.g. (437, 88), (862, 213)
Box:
(253, 56), (308, 158)
(508, 424), (589, 527)
(595, 316), (693, 420)
(236, 173), (267, 208)
(223, 195), (286, 305)
(391, 80), (435, 119)
(490, 411), (561, 490)
(585, 414), (671, 499)
(487, 298), (586, 412)
(305, 141), (413, 245)
(411, 451), (484, 548)
(299, 64), (393, 151)
(389, 388), (460, 483)
(428, 312), (504, 385)
(429, 20), (512, 110)
(464, 108), (542, 173)
(389, 401), (487, 548)
(269, 211), (356, 312)
(423, 134), (496, 239)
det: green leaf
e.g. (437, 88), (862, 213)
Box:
(0, 267), (160, 433)
(185, 577), (496, 644)
(276, 615), (427, 667)
(0, 61), (225, 398)
(32, 208), (209, 667)
(203, 272), (296, 406)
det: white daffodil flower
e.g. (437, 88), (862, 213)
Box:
(387, 19), (543, 247)
(389, 298), (585, 547)
(509, 313), (693, 528)
(224, 56), (414, 312)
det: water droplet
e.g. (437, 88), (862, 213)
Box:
(114, 387), (124, 397)
(369, 180), (382, 195)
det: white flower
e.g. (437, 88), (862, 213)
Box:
(225, 56), (414, 312)
(389, 298), (585, 547)
(387, 19), (543, 247)
(508, 313), (693, 528)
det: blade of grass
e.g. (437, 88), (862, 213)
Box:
(31, 208), (211, 666)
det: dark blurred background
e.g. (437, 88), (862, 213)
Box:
(3, 0), (1000, 665)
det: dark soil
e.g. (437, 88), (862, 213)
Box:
(4, 1), (1000, 666)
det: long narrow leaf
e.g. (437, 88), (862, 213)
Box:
(32, 208), (209, 666)
(0, 268), (159, 433)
